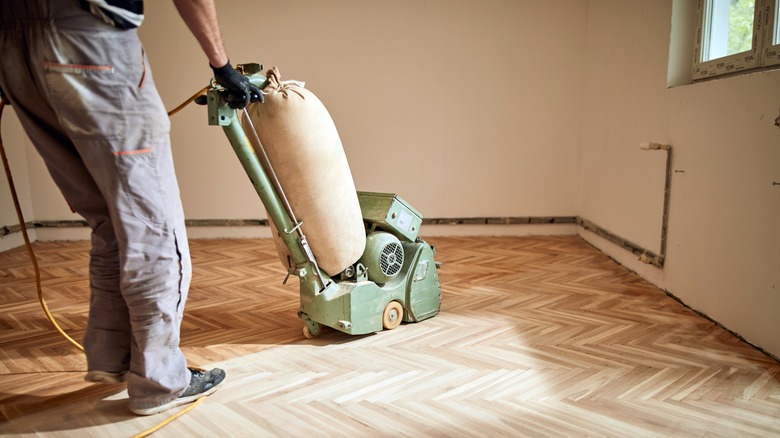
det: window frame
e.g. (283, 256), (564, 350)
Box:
(692, 0), (780, 80)
(762, 0), (780, 66)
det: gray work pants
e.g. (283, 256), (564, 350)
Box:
(0, 0), (192, 411)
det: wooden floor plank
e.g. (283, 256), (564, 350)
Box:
(0, 236), (778, 437)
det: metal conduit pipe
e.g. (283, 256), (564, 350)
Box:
(578, 142), (673, 268)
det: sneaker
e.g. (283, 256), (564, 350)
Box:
(85, 370), (129, 384)
(129, 367), (226, 416)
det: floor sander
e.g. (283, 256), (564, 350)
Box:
(200, 63), (442, 338)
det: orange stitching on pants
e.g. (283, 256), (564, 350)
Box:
(113, 147), (153, 156)
(43, 62), (114, 72)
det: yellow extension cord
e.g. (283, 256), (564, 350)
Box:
(0, 85), (212, 437)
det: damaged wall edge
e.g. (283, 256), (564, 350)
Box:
(1, 216), (662, 265)
(1, 216), (578, 237)
(577, 217), (665, 268)
(1, 215), (661, 270)
(423, 216), (578, 225)
(1, 216), (664, 270)
(580, 143), (672, 269)
(0, 215), (657, 269)
(0, 221), (35, 237)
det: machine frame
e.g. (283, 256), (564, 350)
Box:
(206, 64), (441, 338)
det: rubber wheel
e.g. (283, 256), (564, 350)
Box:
(382, 301), (404, 330)
(303, 325), (317, 339)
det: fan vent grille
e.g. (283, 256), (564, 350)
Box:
(380, 242), (404, 276)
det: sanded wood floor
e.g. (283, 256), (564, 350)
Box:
(0, 235), (779, 437)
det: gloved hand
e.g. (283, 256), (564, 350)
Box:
(211, 61), (263, 109)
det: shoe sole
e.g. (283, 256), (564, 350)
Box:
(129, 376), (226, 416)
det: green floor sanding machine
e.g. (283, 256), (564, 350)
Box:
(201, 63), (442, 338)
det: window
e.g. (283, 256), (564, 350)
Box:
(693, 0), (780, 79)
(763, 0), (780, 66)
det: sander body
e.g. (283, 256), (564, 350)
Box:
(206, 64), (441, 337)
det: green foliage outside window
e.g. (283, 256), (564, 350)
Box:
(728, 0), (755, 54)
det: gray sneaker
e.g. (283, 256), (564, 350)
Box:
(130, 367), (227, 416)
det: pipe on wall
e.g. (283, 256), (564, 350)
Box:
(580, 142), (673, 268)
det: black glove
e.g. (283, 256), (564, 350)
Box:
(211, 62), (263, 109)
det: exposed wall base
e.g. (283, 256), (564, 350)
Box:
(0, 217), (581, 250)
(1, 221), (34, 238)
(424, 216), (577, 225)
(0, 216), (662, 253)
(577, 217), (665, 267)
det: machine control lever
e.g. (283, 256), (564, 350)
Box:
(220, 90), (262, 109)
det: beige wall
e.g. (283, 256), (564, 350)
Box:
(138, 0), (588, 220)
(579, 0), (780, 357)
(4, 0), (590, 244)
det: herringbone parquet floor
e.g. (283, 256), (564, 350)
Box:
(0, 235), (778, 437)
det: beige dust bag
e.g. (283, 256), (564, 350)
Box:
(242, 67), (366, 276)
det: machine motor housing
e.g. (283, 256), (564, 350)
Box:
(360, 231), (404, 284)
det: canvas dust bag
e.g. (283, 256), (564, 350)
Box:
(242, 67), (366, 276)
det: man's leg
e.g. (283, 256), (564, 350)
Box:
(0, 23), (132, 377)
(37, 23), (196, 410)
(0, 2), (202, 411)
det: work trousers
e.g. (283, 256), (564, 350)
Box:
(0, 0), (192, 411)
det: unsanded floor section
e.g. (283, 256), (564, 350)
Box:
(1, 236), (778, 436)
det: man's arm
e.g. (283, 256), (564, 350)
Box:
(171, 0), (262, 108)
(171, 0), (228, 68)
